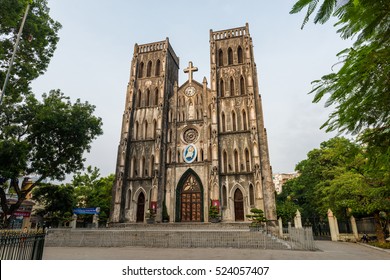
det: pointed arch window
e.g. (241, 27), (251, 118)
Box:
(135, 121), (139, 140)
(237, 46), (243, 63)
(228, 48), (233, 65)
(242, 110), (248, 130)
(240, 76), (245, 95)
(126, 189), (132, 209)
(245, 148), (250, 171)
(146, 61), (152, 77)
(141, 156), (146, 177)
(137, 90), (142, 107)
(138, 62), (144, 78)
(230, 77), (235, 96)
(154, 88), (159, 106)
(144, 120), (148, 139)
(234, 149), (239, 172)
(232, 110), (237, 131)
(223, 150), (228, 173)
(218, 49), (224, 66)
(153, 119), (157, 138)
(155, 59), (161, 76)
(220, 79), (225, 97)
(221, 112), (226, 132)
(222, 185), (227, 207)
(150, 155), (155, 175)
(131, 156), (137, 177)
(177, 150), (181, 163)
(146, 89), (150, 106)
(249, 184), (255, 206)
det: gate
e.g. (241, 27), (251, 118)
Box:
(305, 216), (331, 240)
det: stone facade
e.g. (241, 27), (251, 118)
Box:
(110, 24), (276, 226)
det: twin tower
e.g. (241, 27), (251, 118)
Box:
(110, 23), (276, 226)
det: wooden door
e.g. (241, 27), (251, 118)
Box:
(180, 175), (202, 222)
(234, 188), (244, 221)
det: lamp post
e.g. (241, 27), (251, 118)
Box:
(0, 2), (31, 106)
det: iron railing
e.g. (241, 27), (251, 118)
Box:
(0, 230), (46, 260)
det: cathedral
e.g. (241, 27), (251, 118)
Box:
(110, 24), (276, 225)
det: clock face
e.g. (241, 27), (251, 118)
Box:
(185, 86), (196, 97)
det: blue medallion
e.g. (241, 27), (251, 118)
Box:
(183, 144), (197, 163)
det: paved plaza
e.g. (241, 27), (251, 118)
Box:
(43, 241), (390, 260)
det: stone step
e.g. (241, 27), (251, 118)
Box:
(44, 228), (293, 250)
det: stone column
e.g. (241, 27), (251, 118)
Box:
(92, 214), (99, 228)
(294, 210), (302, 228)
(70, 214), (77, 229)
(327, 209), (339, 241)
(278, 217), (283, 237)
(350, 215), (359, 241)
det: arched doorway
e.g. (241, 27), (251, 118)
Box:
(136, 192), (145, 222)
(176, 170), (204, 222)
(234, 188), (244, 221)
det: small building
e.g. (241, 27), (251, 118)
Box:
(273, 173), (299, 194)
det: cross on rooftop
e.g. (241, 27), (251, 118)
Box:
(184, 61), (198, 83)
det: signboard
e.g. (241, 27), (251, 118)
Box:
(13, 211), (31, 217)
(73, 207), (100, 215)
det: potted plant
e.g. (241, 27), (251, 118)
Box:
(209, 205), (220, 223)
(246, 208), (267, 231)
(146, 208), (156, 224)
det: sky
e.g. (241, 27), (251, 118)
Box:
(31, 0), (353, 180)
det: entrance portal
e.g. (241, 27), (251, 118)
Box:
(136, 192), (145, 222)
(234, 188), (244, 221)
(179, 173), (202, 222)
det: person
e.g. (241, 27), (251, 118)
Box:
(362, 233), (368, 243)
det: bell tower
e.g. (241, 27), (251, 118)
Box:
(210, 24), (276, 224)
(110, 39), (179, 223)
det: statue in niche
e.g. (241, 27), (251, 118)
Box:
(254, 164), (260, 180)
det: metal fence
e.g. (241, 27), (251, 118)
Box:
(0, 231), (46, 260)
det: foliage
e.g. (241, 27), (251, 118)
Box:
(290, 0), (390, 163)
(71, 166), (114, 224)
(146, 208), (156, 219)
(276, 181), (302, 225)
(0, 1), (103, 228)
(31, 168), (114, 227)
(0, 91), (103, 226)
(0, 0), (61, 100)
(32, 183), (75, 226)
(246, 208), (267, 226)
(208, 205), (220, 219)
(279, 137), (390, 242)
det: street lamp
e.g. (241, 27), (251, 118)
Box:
(0, 2), (31, 106)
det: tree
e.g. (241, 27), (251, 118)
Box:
(0, 91), (103, 227)
(276, 180), (302, 226)
(32, 183), (75, 227)
(290, 0), (390, 158)
(280, 137), (389, 242)
(72, 166), (114, 225)
(0, 0), (61, 100)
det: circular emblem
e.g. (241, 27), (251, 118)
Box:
(185, 86), (196, 97)
(183, 127), (199, 143)
(183, 144), (197, 163)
